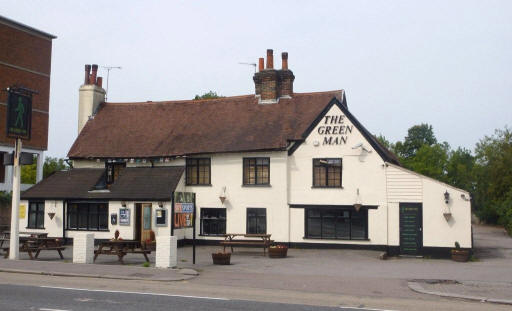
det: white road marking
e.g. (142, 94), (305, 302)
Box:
(341, 307), (399, 311)
(39, 285), (230, 301)
(39, 308), (72, 311)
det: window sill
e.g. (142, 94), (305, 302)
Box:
(303, 237), (370, 241)
(186, 184), (212, 187)
(311, 186), (344, 189)
(198, 234), (225, 237)
(242, 184), (271, 187)
(25, 227), (45, 230)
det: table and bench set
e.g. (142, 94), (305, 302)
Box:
(220, 233), (273, 255)
(0, 231), (151, 264)
(0, 231), (65, 260)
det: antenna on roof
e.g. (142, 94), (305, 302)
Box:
(101, 66), (122, 101)
(238, 62), (257, 73)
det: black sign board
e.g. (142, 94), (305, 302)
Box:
(3, 152), (34, 166)
(6, 90), (32, 140)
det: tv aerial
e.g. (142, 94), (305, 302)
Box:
(101, 66), (122, 101)
(238, 62), (257, 73)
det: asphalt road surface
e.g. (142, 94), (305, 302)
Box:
(0, 284), (388, 311)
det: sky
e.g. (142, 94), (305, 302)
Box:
(2, 0), (511, 158)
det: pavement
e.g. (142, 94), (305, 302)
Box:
(0, 224), (511, 307)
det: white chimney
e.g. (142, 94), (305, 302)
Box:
(78, 64), (105, 134)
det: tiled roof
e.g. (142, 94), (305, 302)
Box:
(21, 166), (184, 201)
(68, 91), (344, 158)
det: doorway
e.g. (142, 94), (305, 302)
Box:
(135, 203), (152, 243)
(399, 203), (423, 256)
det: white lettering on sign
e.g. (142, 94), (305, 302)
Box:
(317, 115), (353, 145)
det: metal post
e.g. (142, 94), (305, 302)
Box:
(9, 138), (22, 260)
(192, 193), (196, 265)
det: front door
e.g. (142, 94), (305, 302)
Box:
(399, 203), (423, 256)
(141, 203), (152, 243)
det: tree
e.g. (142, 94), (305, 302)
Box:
(473, 127), (512, 230)
(375, 134), (391, 150)
(445, 147), (476, 193)
(401, 142), (450, 182)
(20, 157), (69, 184)
(194, 91), (223, 100)
(394, 123), (437, 159)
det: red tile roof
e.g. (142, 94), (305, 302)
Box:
(68, 91), (344, 158)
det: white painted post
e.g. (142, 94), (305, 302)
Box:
(156, 235), (177, 268)
(35, 151), (44, 183)
(73, 233), (94, 264)
(9, 138), (21, 260)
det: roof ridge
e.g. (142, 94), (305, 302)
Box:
(104, 90), (344, 106)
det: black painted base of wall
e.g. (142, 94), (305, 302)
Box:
(64, 237), (470, 259)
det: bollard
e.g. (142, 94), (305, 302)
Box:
(156, 235), (177, 268)
(73, 233), (94, 264)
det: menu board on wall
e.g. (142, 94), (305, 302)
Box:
(119, 208), (130, 225)
(174, 192), (195, 229)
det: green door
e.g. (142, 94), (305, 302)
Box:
(399, 203), (423, 256)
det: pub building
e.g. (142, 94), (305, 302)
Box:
(20, 50), (472, 257)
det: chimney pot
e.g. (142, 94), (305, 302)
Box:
(281, 52), (288, 70)
(84, 65), (91, 85)
(90, 64), (98, 85)
(258, 58), (264, 72)
(266, 49), (274, 69)
(96, 76), (103, 88)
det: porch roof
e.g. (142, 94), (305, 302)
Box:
(21, 166), (184, 201)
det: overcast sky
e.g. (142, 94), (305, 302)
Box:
(2, 0), (511, 158)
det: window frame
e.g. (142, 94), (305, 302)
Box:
(186, 158), (211, 186)
(200, 208), (226, 236)
(27, 201), (45, 229)
(246, 208), (267, 234)
(304, 207), (368, 240)
(312, 158), (343, 188)
(66, 202), (109, 231)
(105, 162), (126, 185)
(243, 157), (270, 186)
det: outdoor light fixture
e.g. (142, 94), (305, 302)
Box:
(121, 201), (126, 207)
(444, 190), (450, 204)
(353, 188), (362, 212)
(219, 186), (227, 204)
(47, 212), (56, 220)
(158, 202), (163, 208)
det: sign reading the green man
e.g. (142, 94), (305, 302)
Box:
(6, 90), (32, 139)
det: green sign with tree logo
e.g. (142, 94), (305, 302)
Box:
(6, 90), (32, 139)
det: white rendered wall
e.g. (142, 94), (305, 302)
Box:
(385, 164), (472, 248)
(288, 103), (388, 245)
(18, 200), (64, 238)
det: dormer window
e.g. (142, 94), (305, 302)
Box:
(106, 161), (126, 185)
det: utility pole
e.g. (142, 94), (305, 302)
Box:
(101, 66), (122, 101)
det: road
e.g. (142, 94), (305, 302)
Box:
(0, 283), (385, 311)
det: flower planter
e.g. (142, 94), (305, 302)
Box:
(268, 246), (288, 258)
(212, 252), (231, 265)
(451, 249), (470, 262)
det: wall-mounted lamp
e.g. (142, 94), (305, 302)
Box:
(121, 201), (126, 207)
(219, 186), (227, 205)
(353, 188), (362, 212)
(461, 194), (471, 201)
(444, 190), (450, 204)
(158, 202), (163, 208)
(47, 212), (56, 220)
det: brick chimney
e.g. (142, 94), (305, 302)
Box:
(78, 64), (105, 134)
(277, 52), (294, 98)
(253, 49), (294, 104)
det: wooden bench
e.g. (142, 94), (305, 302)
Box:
(2, 237), (65, 259)
(220, 234), (273, 255)
(94, 240), (151, 264)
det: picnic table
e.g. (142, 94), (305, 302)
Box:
(220, 233), (273, 255)
(2, 236), (65, 259)
(94, 240), (151, 264)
